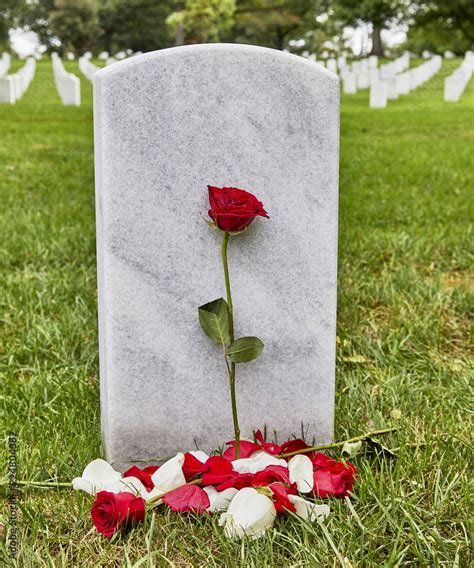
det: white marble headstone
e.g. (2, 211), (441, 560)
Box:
(93, 44), (340, 469)
(369, 81), (388, 108)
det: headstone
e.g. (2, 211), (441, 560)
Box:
(326, 58), (337, 74)
(369, 81), (388, 108)
(368, 55), (378, 68)
(357, 71), (370, 89)
(342, 73), (357, 94)
(52, 53), (81, 106)
(395, 73), (410, 96)
(386, 77), (398, 100)
(0, 76), (15, 103)
(369, 67), (379, 86)
(94, 44), (340, 469)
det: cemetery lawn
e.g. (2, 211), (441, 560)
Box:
(1, 58), (472, 566)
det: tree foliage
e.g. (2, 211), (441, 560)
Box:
(408, 0), (474, 53)
(334, 0), (408, 55)
(167, 0), (236, 44)
(49, 0), (99, 55)
(232, 0), (327, 51)
(97, 0), (174, 54)
(0, 0), (22, 48)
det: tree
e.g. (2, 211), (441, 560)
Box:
(409, 0), (474, 51)
(0, 0), (22, 49)
(166, 0), (235, 45)
(334, 0), (408, 56)
(19, 0), (176, 55)
(49, 0), (99, 55)
(231, 0), (328, 51)
(97, 0), (175, 54)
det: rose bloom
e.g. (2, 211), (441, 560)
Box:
(90, 491), (146, 538)
(208, 185), (269, 232)
(312, 453), (357, 498)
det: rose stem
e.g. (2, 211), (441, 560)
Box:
(279, 427), (398, 458)
(222, 231), (240, 459)
(0, 428), (403, 490)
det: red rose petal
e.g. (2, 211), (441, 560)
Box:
(269, 482), (296, 514)
(252, 465), (290, 487)
(182, 452), (210, 481)
(122, 465), (155, 492)
(223, 439), (261, 461)
(162, 484), (210, 513)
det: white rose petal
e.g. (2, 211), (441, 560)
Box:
(148, 453), (186, 499)
(218, 487), (277, 539)
(106, 476), (149, 499)
(72, 458), (122, 495)
(289, 495), (330, 521)
(288, 455), (314, 493)
(232, 451), (287, 474)
(204, 486), (238, 513)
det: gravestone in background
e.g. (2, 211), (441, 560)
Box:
(94, 44), (340, 469)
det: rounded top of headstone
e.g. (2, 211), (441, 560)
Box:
(93, 43), (339, 85)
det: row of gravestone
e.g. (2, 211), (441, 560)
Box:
(0, 56), (35, 104)
(369, 55), (443, 109)
(51, 53), (81, 107)
(444, 52), (474, 102)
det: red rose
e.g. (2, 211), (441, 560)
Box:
(208, 185), (269, 232)
(311, 453), (357, 498)
(91, 491), (146, 538)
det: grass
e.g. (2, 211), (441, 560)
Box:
(0, 57), (472, 566)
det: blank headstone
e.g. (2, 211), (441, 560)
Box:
(94, 44), (340, 469)
(357, 71), (370, 89)
(369, 81), (388, 108)
(343, 74), (357, 94)
(0, 76), (15, 104)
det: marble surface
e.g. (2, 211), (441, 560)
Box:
(94, 44), (340, 469)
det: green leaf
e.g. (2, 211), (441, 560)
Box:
(198, 298), (231, 345)
(228, 337), (264, 364)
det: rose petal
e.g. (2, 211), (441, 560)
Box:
(203, 486), (238, 513)
(288, 455), (314, 493)
(288, 495), (330, 521)
(232, 451), (288, 474)
(163, 484), (210, 513)
(148, 453), (186, 499)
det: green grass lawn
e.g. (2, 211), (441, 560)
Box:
(1, 57), (473, 566)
